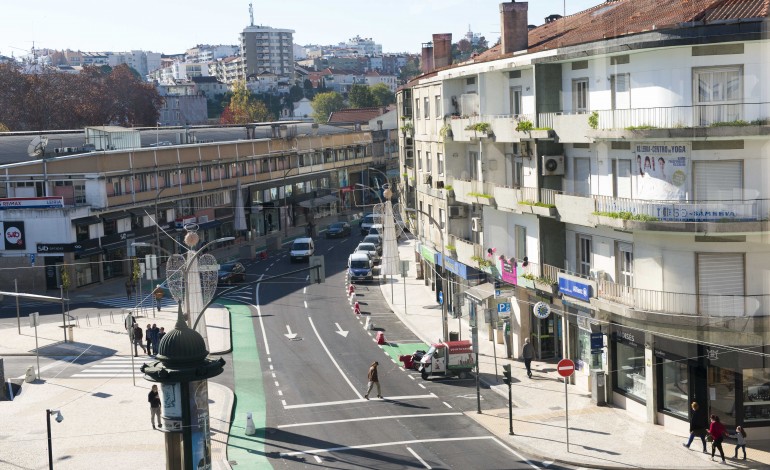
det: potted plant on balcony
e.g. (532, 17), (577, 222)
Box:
(467, 191), (495, 206)
(464, 122), (494, 139)
(518, 272), (536, 289)
(445, 244), (457, 257)
(439, 123), (453, 141)
(534, 276), (558, 294)
(400, 120), (414, 137)
(444, 184), (455, 199)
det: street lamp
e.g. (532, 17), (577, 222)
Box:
(46, 409), (63, 470)
(405, 207), (448, 342)
(154, 185), (172, 261)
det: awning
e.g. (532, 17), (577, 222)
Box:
(72, 215), (100, 225)
(464, 282), (495, 302)
(198, 220), (223, 230)
(101, 211), (131, 222)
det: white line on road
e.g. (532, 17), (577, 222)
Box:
(406, 447), (432, 469)
(304, 300), (308, 309)
(278, 390), (283, 396)
(281, 399), (286, 407)
(303, 287), (307, 294)
(490, 437), (541, 469)
(313, 456), (323, 463)
(274, 381), (279, 387)
(254, 275), (270, 356)
(443, 402), (452, 408)
(418, 383), (426, 389)
(277, 412), (462, 429)
(280, 436), (495, 457)
(284, 393), (437, 410)
(307, 316), (362, 399)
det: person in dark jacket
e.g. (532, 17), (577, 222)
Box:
(148, 384), (162, 429)
(145, 324), (154, 356)
(132, 323), (146, 356)
(709, 414), (728, 463)
(150, 324), (160, 356)
(522, 338), (535, 378)
(364, 361), (381, 399)
(682, 401), (708, 453)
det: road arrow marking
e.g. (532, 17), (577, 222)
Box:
(334, 322), (349, 338)
(285, 325), (298, 339)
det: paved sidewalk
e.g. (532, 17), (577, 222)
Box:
(378, 237), (770, 470)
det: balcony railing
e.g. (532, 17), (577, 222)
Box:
(593, 102), (769, 129)
(594, 195), (770, 223)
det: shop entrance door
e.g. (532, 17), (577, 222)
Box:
(708, 365), (738, 428)
(533, 313), (561, 360)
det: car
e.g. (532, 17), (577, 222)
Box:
(348, 252), (374, 282)
(368, 224), (383, 236)
(290, 237), (315, 262)
(363, 234), (383, 255)
(360, 213), (383, 235)
(218, 262), (245, 285)
(325, 222), (351, 238)
(355, 242), (380, 264)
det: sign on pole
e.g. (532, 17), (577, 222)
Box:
(557, 358), (575, 452)
(497, 302), (511, 314)
(399, 260), (409, 278)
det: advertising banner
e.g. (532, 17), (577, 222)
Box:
(0, 197), (64, 209)
(3, 221), (26, 250)
(499, 257), (517, 285)
(634, 143), (688, 200)
(189, 380), (212, 470)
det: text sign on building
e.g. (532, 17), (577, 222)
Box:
(557, 273), (594, 302)
(0, 197), (64, 209)
(2, 221), (26, 250)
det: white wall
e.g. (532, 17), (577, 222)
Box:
(485, 208), (541, 265)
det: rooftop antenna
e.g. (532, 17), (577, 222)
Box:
(249, 2), (254, 26)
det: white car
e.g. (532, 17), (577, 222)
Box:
(355, 242), (380, 264)
(290, 237), (315, 262)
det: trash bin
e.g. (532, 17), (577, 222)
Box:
(67, 325), (74, 342)
(449, 331), (459, 342)
(592, 370), (606, 406)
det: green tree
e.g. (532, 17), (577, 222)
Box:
(220, 80), (271, 124)
(398, 58), (421, 82)
(288, 84), (304, 103)
(370, 83), (395, 107)
(311, 91), (344, 123)
(303, 79), (314, 98)
(348, 84), (375, 108)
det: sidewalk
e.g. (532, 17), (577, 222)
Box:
(378, 237), (770, 470)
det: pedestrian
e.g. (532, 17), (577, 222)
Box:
(125, 279), (133, 300)
(132, 323), (146, 356)
(363, 361), (381, 400)
(145, 324), (153, 356)
(709, 414), (728, 463)
(522, 337), (535, 378)
(150, 323), (160, 356)
(152, 285), (164, 311)
(158, 327), (166, 345)
(734, 426), (747, 460)
(148, 384), (162, 430)
(682, 401), (708, 453)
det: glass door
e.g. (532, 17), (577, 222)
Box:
(708, 365), (738, 428)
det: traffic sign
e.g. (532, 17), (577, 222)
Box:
(438, 291), (444, 305)
(497, 302), (511, 314)
(557, 359), (575, 377)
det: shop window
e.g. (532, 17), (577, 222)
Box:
(659, 358), (690, 419)
(613, 340), (646, 403)
(744, 368), (770, 423)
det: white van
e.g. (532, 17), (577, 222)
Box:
(348, 252), (374, 282)
(290, 237), (315, 262)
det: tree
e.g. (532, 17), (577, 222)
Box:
(303, 79), (314, 98)
(348, 84), (375, 108)
(398, 58), (421, 83)
(220, 80), (271, 124)
(370, 83), (395, 107)
(311, 91), (344, 123)
(288, 84), (304, 103)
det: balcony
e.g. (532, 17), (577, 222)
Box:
(493, 186), (522, 212)
(453, 236), (483, 267)
(519, 187), (558, 217)
(450, 179), (496, 206)
(489, 114), (551, 142)
(537, 113), (592, 143)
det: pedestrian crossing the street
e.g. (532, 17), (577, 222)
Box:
(71, 357), (145, 378)
(95, 296), (177, 310)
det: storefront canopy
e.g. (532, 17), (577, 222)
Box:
(464, 282), (495, 302)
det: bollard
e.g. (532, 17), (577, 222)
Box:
(245, 412), (256, 435)
(97, 313), (102, 325)
(24, 366), (35, 383)
(66, 325), (74, 342)
(354, 301), (361, 315)
(349, 292), (356, 305)
(376, 331), (386, 345)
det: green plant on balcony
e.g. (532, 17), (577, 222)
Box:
(515, 120), (534, 132)
(625, 125), (658, 130)
(593, 210), (659, 221)
(401, 172), (408, 178)
(470, 255), (492, 268)
(588, 111), (599, 130)
(400, 120), (414, 136)
(439, 123), (453, 139)
(444, 184), (454, 191)
(464, 122), (493, 135)
(750, 118), (769, 125)
(467, 192), (493, 199)
(445, 244), (456, 253)
(521, 272), (536, 280)
(710, 119), (751, 127)
(519, 200), (556, 208)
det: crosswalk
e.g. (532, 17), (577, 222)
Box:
(71, 356), (146, 378)
(95, 296), (177, 310)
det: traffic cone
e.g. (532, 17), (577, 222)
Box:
(376, 331), (386, 344)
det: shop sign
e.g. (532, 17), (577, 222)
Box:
(37, 243), (74, 253)
(0, 197), (64, 209)
(533, 301), (551, 319)
(419, 243), (437, 263)
(499, 257), (517, 285)
(441, 255), (471, 279)
(3, 221), (26, 250)
(558, 274), (594, 301)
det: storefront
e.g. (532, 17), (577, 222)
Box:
(611, 324), (648, 405)
(529, 294), (563, 360)
(437, 253), (482, 319)
(418, 243), (441, 304)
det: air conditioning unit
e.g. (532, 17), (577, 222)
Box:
(542, 155), (565, 176)
(448, 205), (467, 219)
(589, 269), (610, 282)
(471, 217), (482, 232)
(405, 137), (414, 147)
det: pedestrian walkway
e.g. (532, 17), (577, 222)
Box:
(70, 356), (143, 378)
(94, 295), (177, 310)
(377, 236), (770, 470)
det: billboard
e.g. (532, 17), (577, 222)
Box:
(634, 143), (688, 200)
(3, 221), (26, 250)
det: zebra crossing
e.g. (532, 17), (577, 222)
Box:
(71, 356), (145, 378)
(95, 296), (177, 310)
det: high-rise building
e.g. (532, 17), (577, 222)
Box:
(240, 24), (295, 81)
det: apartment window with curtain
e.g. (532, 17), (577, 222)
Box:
(515, 226), (527, 260)
(415, 98), (420, 119)
(426, 152), (432, 173)
(693, 66), (742, 125)
(509, 86), (522, 116)
(578, 234), (592, 276)
(572, 78), (589, 113)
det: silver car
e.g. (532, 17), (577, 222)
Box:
(355, 242), (381, 264)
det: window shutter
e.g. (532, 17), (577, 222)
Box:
(693, 161), (742, 200)
(697, 253), (744, 316)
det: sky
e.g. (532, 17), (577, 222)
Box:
(1, 0), (601, 57)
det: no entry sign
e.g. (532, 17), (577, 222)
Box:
(557, 358), (575, 378)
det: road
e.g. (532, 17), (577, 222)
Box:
(221, 233), (547, 469)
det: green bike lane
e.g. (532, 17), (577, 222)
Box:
(222, 301), (272, 469)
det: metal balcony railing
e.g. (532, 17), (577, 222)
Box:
(595, 102), (769, 129)
(594, 195), (770, 223)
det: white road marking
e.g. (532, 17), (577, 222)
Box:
(443, 402), (452, 409)
(284, 325), (298, 340)
(274, 381), (279, 387)
(304, 300), (308, 309)
(418, 383), (426, 389)
(313, 456), (323, 463)
(303, 287), (307, 294)
(280, 436), (495, 457)
(305, 275), (309, 281)
(307, 316), (362, 398)
(254, 277), (271, 356)
(281, 399), (286, 407)
(490, 437), (541, 469)
(284, 393), (436, 409)
(277, 412), (462, 429)
(278, 390), (283, 396)
(406, 447), (432, 469)
(269, 365), (273, 370)
(334, 322), (349, 337)
(408, 376), (415, 380)
(271, 372), (276, 378)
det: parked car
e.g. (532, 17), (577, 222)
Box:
(368, 223), (383, 236)
(326, 222), (351, 238)
(360, 213), (383, 235)
(363, 234), (382, 253)
(218, 262), (245, 285)
(290, 237), (315, 262)
(348, 252), (374, 282)
(355, 242), (380, 264)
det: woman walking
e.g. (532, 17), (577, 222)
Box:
(708, 414), (728, 463)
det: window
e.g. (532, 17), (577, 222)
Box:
(417, 150), (422, 170)
(611, 74), (630, 110)
(424, 97), (430, 119)
(426, 152), (432, 172)
(437, 153), (444, 176)
(509, 86), (522, 116)
(572, 78), (589, 113)
(693, 160), (743, 201)
(613, 159), (632, 198)
(415, 98), (420, 119)
(578, 235), (592, 276)
(743, 367), (770, 423)
(469, 151), (480, 181)
(612, 333), (646, 403)
(617, 243), (633, 287)
(697, 253), (744, 316)
(574, 157), (591, 196)
(693, 66), (742, 125)
(515, 226), (527, 260)
(659, 358), (689, 419)
(434, 95), (441, 118)
(439, 208), (445, 229)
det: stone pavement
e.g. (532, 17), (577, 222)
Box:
(377, 236), (770, 470)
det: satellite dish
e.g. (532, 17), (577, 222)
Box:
(27, 136), (48, 158)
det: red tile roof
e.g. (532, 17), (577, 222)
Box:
(327, 107), (387, 124)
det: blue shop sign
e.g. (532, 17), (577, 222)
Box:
(437, 253), (478, 280)
(558, 276), (592, 302)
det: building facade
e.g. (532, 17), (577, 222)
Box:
(240, 25), (295, 81)
(398, 0), (770, 436)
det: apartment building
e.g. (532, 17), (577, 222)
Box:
(240, 24), (295, 81)
(0, 123), (374, 293)
(398, 0), (770, 436)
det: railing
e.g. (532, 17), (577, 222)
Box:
(598, 279), (769, 317)
(594, 102), (769, 129)
(540, 188), (560, 206)
(537, 112), (557, 129)
(519, 186), (538, 203)
(594, 195), (770, 222)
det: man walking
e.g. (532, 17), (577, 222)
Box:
(150, 324), (160, 356)
(364, 361), (382, 400)
(132, 323), (146, 356)
(522, 338), (535, 378)
(145, 324), (154, 356)
(152, 285), (164, 312)
(148, 384), (162, 430)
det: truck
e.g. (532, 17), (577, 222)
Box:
(418, 340), (475, 380)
